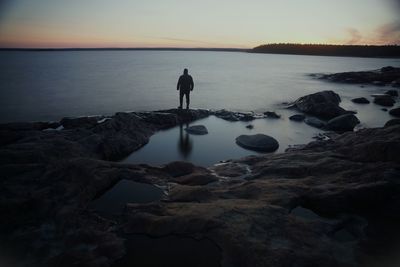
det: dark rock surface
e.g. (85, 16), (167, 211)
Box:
(317, 66), (400, 86)
(185, 125), (208, 135)
(289, 114), (306, 121)
(293, 90), (348, 119)
(213, 110), (258, 122)
(1, 108), (400, 267)
(373, 95), (395, 107)
(385, 119), (400, 127)
(326, 114), (360, 132)
(351, 97), (370, 104)
(235, 134), (279, 152)
(304, 117), (326, 128)
(385, 89), (398, 97)
(389, 107), (400, 117)
(264, 111), (281, 119)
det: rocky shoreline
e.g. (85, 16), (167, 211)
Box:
(1, 83), (400, 266)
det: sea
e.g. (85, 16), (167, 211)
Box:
(1, 50), (399, 166)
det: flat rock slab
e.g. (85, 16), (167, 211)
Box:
(236, 134), (279, 152)
(185, 125), (208, 135)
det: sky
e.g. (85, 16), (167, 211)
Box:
(0, 0), (399, 48)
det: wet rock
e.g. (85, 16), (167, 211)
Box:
(318, 66), (400, 86)
(264, 111), (281, 119)
(171, 173), (218, 186)
(384, 119), (400, 127)
(385, 90), (398, 97)
(214, 109), (240, 121)
(389, 107), (400, 117)
(246, 124), (254, 129)
(373, 95), (395, 107)
(185, 125), (208, 135)
(60, 116), (100, 129)
(163, 161), (195, 177)
(326, 114), (360, 132)
(351, 97), (370, 104)
(236, 134), (279, 152)
(289, 114), (305, 121)
(304, 117), (326, 129)
(293, 90), (347, 119)
(382, 108), (388, 112)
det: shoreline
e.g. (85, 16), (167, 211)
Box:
(0, 69), (400, 266)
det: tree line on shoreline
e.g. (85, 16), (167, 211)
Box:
(251, 43), (400, 58)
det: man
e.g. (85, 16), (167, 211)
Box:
(177, 68), (194, 109)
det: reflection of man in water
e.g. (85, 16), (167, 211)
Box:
(177, 68), (194, 109)
(178, 124), (193, 158)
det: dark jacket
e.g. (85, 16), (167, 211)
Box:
(177, 74), (194, 91)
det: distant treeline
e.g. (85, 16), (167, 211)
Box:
(251, 43), (400, 58)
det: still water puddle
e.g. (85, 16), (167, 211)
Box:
(123, 110), (326, 167)
(90, 179), (164, 217)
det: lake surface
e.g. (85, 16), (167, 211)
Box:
(0, 51), (399, 123)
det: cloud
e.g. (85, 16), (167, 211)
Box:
(345, 28), (362, 45)
(376, 20), (400, 44)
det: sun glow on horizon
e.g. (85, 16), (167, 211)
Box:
(0, 0), (399, 48)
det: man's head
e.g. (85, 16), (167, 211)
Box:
(183, 68), (188, 75)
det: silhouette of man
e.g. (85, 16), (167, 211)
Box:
(177, 68), (194, 109)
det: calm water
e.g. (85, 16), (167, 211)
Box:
(0, 51), (399, 122)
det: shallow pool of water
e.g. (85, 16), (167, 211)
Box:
(90, 179), (164, 217)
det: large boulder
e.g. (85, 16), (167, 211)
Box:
(293, 91), (347, 119)
(185, 125), (208, 135)
(373, 95), (395, 107)
(326, 114), (360, 132)
(351, 97), (370, 104)
(389, 107), (400, 117)
(235, 134), (279, 152)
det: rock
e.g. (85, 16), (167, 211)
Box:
(304, 117), (326, 129)
(293, 90), (347, 119)
(385, 90), (398, 97)
(264, 111), (281, 119)
(326, 114), (360, 132)
(60, 116), (100, 129)
(382, 108), (388, 112)
(235, 134), (279, 152)
(289, 114), (305, 122)
(214, 110), (240, 121)
(185, 125), (208, 135)
(373, 95), (395, 107)
(163, 161), (195, 177)
(318, 66), (400, 86)
(392, 79), (400, 88)
(351, 97), (370, 104)
(384, 119), (400, 127)
(246, 124), (254, 129)
(389, 107), (400, 117)
(171, 173), (218, 186)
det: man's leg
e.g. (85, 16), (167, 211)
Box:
(186, 92), (190, 109)
(179, 90), (183, 109)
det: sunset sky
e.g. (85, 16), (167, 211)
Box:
(0, 0), (399, 48)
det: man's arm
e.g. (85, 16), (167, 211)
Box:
(177, 76), (181, 90)
(190, 76), (194, 91)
